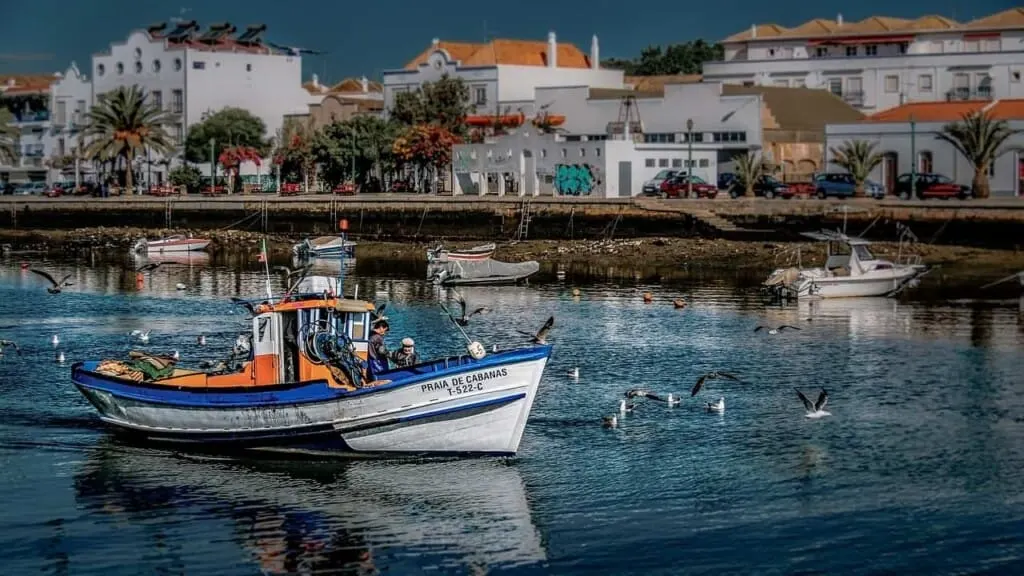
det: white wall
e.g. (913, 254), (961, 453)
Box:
(46, 63), (94, 181)
(495, 65), (623, 104)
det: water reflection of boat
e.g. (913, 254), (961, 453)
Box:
(132, 251), (211, 267)
(73, 445), (547, 573)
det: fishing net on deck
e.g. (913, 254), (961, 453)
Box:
(95, 351), (178, 382)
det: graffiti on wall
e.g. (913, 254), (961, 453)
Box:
(554, 164), (601, 196)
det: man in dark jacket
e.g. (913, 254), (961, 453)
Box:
(391, 337), (420, 368)
(367, 319), (390, 379)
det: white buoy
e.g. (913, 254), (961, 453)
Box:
(175, 283), (187, 291)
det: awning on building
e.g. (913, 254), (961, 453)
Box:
(808, 35), (913, 46)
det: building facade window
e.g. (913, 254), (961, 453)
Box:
(174, 58), (182, 71)
(814, 47), (828, 58)
(116, 62), (124, 75)
(172, 124), (183, 145)
(595, 148), (601, 157)
(983, 39), (1000, 52)
(565, 135), (581, 142)
(645, 158), (655, 167)
(192, 61), (205, 70)
(712, 132), (746, 143)
(134, 61), (143, 73)
(865, 44), (878, 56)
(658, 158), (669, 167)
(918, 74), (933, 92)
(246, 63), (252, 72)
(473, 86), (486, 105)
(96, 63), (105, 77)
(55, 101), (66, 125)
(682, 132), (704, 143)
(964, 40), (979, 52)
(643, 133), (676, 143)
(153, 59), (161, 73)
(1013, 71), (1021, 83)
(773, 79), (789, 87)
(171, 89), (183, 114)
(884, 75), (898, 93)
(898, 42), (909, 54)
(672, 158), (682, 168)
(699, 159), (710, 168)
(151, 90), (163, 109)
(845, 46), (857, 57)
(828, 78), (842, 96)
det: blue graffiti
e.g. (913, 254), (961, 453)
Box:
(554, 164), (598, 196)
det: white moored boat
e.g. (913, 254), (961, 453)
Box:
(70, 275), (552, 457)
(133, 235), (211, 254)
(292, 236), (357, 258)
(427, 243), (496, 263)
(764, 231), (929, 299)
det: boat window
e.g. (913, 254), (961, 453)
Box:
(348, 312), (367, 341)
(853, 244), (875, 261)
(258, 317), (269, 341)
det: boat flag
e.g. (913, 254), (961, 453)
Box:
(259, 238), (272, 299)
(257, 239), (267, 263)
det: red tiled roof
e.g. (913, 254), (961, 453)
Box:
(862, 100), (1024, 123)
(0, 74), (57, 94)
(405, 38), (590, 69)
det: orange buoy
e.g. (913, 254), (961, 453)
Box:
(643, 292), (653, 303)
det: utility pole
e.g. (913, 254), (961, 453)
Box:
(909, 113), (916, 199)
(686, 118), (694, 198)
(209, 137), (215, 193)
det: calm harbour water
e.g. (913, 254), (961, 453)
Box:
(2, 250), (1024, 575)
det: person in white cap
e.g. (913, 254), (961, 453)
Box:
(391, 337), (420, 368)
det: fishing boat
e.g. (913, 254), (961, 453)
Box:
(427, 243), (496, 263)
(292, 236), (357, 258)
(763, 231), (928, 299)
(428, 258), (540, 286)
(132, 235), (211, 254)
(69, 275), (553, 457)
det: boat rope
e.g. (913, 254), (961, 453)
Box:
(214, 210), (262, 232)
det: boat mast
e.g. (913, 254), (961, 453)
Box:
(338, 218), (348, 297)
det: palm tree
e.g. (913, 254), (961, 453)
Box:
(733, 151), (765, 197)
(82, 86), (174, 192)
(937, 111), (1020, 199)
(828, 140), (884, 198)
(0, 109), (18, 166)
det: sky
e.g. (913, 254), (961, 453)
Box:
(0, 0), (1014, 83)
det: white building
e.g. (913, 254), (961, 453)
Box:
(826, 100), (1024, 197)
(703, 8), (1024, 113)
(382, 32), (625, 116)
(450, 82), (768, 197)
(0, 64), (93, 185)
(91, 21), (312, 182)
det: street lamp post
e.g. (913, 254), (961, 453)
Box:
(209, 138), (215, 194)
(909, 113), (917, 199)
(147, 147), (152, 193)
(686, 118), (694, 198)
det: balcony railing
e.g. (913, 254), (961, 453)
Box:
(21, 157), (44, 168)
(946, 86), (992, 101)
(23, 147), (45, 158)
(841, 90), (865, 107)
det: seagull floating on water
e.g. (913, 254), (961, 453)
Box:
(171, 350), (180, 360)
(197, 335), (207, 346)
(568, 367), (579, 379)
(705, 397), (725, 413)
(618, 399), (634, 414)
(796, 388), (831, 419)
(602, 415), (618, 428)
(754, 325), (801, 335)
(0, 339), (21, 356)
(51, 334), (60, 347)
(130, 330), (150, 343)
(690, 371), (742, 396)
(55, 351), (65, 364)
(30, 269), (74, 294)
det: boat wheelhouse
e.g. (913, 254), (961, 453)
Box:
(70, 275), (552, 456)
(764, 231), (929, 299)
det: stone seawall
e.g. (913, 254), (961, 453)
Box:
(1, 196), (1022, 248)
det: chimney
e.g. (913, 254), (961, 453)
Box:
(361, 76), (369, 92)
(547, 31), (557, 68)
(837, 13), (843, 26)
(590, 35), (600, 70)
(311, 73), (320, 88)
(751, 24), (757, 38)
(432, 38), (440, 48)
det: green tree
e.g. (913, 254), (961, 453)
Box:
(273, 116), (320, 189)
(937, 111), (1021, 199)
(83, 85), (174, 191)
(183, 107), (269, 164)
(389, 74), (471, 136)
(0, 109), (17, 165)
(602, 40), (724, 76)
(829, 140), (884, 198)
(318, 116), (401, 189)
(168, 164), (202, 193)
(733, 151), (765, 198)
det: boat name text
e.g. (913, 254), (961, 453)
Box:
(421, 367), (509, 396)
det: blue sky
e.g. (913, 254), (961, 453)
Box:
(0, 0), (1012, 82)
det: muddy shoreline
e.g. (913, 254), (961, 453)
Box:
(2, 226), (1023, 280)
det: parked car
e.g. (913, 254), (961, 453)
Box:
(0, 182), (14, 195)
(893, 173), (971, 200)
(728, 174), (794, 199)
(813, 173), (885, 199)
(660, 174), (718, 199)
(641, 169), (680, 195)
(14, 182), (47, 195)
(717, 172), (737, 191)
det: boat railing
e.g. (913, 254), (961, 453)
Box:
(898, 253), (923, 267)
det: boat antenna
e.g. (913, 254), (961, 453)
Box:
(260, 236), (273, 300)
(337, 218), (348, 298)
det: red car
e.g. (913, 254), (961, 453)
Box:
(660, 174), (718, 199)
(894, 173), (972, 200)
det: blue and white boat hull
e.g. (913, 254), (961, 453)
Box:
(71, 346), (550, 456)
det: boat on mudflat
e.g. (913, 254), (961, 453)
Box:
(69, 275), (552, 457)
(428, 258), (540, 286)
(427, 243), (496, 263)
(763, 231), (928, 299)
(292, 236), (357, 258)
(133, 235), (211, 254)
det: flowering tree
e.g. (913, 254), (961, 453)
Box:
(273, 118), (320, 191)
(392, 125), (460, 193)
(218, 145), (262, 192)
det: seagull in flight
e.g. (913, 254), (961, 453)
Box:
(690, 371), (742, 397)
(129, 330), (151, 343)
(796, 388), (831, 418)
(754, 325), (801, 335)
(622, 389), (680, 406)
(441, 290), (491, 326)
(517, 316), (554, 344)
(30, 269), (73, 294)
(273, 264), (313, 294)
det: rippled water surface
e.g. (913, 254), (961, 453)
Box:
(2, 251), (1024, 575)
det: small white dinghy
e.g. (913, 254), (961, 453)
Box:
(133, 235), (211, 254)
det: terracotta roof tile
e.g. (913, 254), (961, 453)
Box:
(723, 24), (789, 43)
(846, 16), (912, 34)
(329, 77), (383, 94)
(990, 100), (1024, 120)
(625, 74), (702, 91)
(862, 101), (988, 123)
(405, 38), (590, 69)
(964, 8), (1024, 30)
(0, 74), (57, 94)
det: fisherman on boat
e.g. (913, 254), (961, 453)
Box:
(391, 337), (420, 368)
(367, 319), (391, 378)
